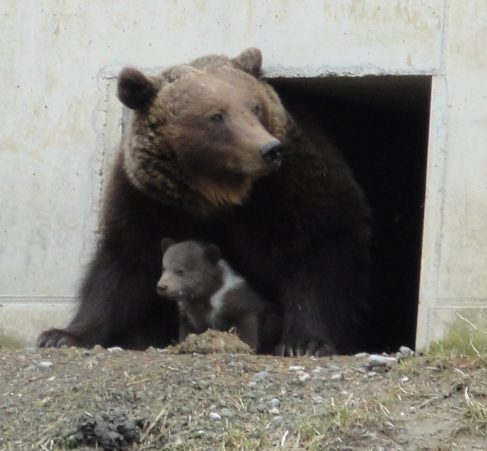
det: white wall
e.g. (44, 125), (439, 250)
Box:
(1, 0), (485, 348)
(416, 0), (487, 348)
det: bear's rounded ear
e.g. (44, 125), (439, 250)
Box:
(232, 48), (262, 77)
(204, 244), (221, 265)
(160, 237), (176, 254)
(118, 67), (158, 110)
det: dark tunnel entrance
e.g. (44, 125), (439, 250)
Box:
(269, 76), (431, 352)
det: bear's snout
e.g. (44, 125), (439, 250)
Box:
(260, 140), (282, 169)
(156, 282), (168, 296)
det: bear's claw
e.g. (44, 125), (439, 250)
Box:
(275, 339), (336, 357)
(36, 328), (81, 348)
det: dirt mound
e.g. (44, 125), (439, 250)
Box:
(165, 329), (253, 355)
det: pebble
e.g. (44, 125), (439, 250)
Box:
(269, 407), (280, 415)
(354, 352), (369, 358)
(397, 346), (415, 360)
(107, 347), (123, 353)
(312, 395), (324, 404)
(384, 421), (394, 430)
(288, 366), (305, 371)
(400, 376), (410, 383)
(209, 412), (221, 421)
(269, 398), (280, 408)
(297, 372), (311, 383)
(251, 371), (270, 383)
(220, 408), (235, 418)
(311, 367), (325, 375)
(367, 354), (396, 368)
(409, 406), (417, 414)
(399, 346), (414, 355)
(331, 372), (344, 381)
(38, 361), (53, 369)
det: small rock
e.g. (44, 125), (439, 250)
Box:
(38, 361), (53, 369)
(354, 352), (369, 358)
(248, 381), (257, 388)
(288, 366), (305, 371)
(367, 354), (396, 368)
(269, 407), (280, 415)
(312, 395), (324, 404)
(107, 346), (123, 353)
(269, 398), (280, 408)
(311, 367), (325, 375)
(399, 346), (414, 355)
(195, 430), (205, 436)
(209, 412), (221, 421)
(362, 430), (377, 439)
(297, 372), (311, 383)
(409, 406), (416, 414)
(251, 371), (270, 383)
(331, 372), (344, 381)
(173, 437), (184, 447)
(397, 346), (415, 361)
(384, 421), (394, 430)
(400, 376), (410, 383)
(220, 408), (235, 418)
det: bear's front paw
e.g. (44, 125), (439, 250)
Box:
(275, 338), (336, 357)
(36, 328), (81, 348)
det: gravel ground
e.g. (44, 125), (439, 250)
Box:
(1, 330), (486, 450)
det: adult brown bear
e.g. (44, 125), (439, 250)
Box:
(37, 49), (372, 356)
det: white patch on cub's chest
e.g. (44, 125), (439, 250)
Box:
(209, 260), (244, 321)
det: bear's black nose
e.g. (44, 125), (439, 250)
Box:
(260, 140), (282, 166)
(156, 284), (167, 296)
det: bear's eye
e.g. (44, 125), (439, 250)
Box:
(175, 268), (184, 276)
(252, 103), (262, 116)
(209, 113), (224, 124)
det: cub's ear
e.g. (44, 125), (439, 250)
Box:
(118, 67), (158, 110)
(160, 237), (176, 254)
(232, 48), (262, 77)
(204, 244), (221, 265)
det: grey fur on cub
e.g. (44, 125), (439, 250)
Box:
(157, 238), (280, 353)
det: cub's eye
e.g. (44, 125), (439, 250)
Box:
(210, 113), (224, 124)
(252, 103), (262, 116)
(175, 268), (184, 276)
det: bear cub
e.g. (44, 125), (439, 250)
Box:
(157, 238), (280, 353)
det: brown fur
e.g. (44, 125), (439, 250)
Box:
(37, 48), (372, 356)
(157, 239), (280, 353)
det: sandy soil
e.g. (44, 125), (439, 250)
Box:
(1, 331), (486, 450)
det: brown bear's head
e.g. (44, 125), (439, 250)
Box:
(118, 48), (293, 213)
(156, 238), (222, 302)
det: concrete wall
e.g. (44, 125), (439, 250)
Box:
(1, 0), (485, 349)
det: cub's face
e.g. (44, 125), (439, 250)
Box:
(118, 48), (292, 209)
(156, 239), (222, 302)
